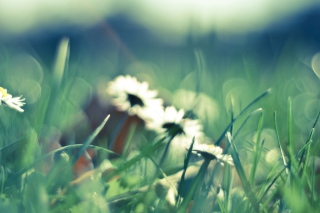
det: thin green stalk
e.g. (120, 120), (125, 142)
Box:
(311, 156), (316, 207)
(158, 136), (174, 170)
(299, 111), (320, 168)
(146, 154), (177, 195)
(257, 160), (280, 200)
(176, 137), (195, 204)
(233, 108), (263, 140)
(0, 166), (4, 194)
(226, 132), (260, 212)
(204, 108), (262, 204)
(217, 195), (227, 213)
(222, 164), (231, 213)
(103, 138), (165, 182)
(0, 135), (28, 152)
(274, 111), (289, 175)
(287, 97), (294, 170)
(301, 129), (314, 176)
(122, 122), (137, 157)
(194, 49), (205, 95)
(215, 88), (271, 146)
(178, 159), (211, 213)
(109, 113), (129, 151)
(73, 115), (110, 163)
(249, 112), (264, 184)
(44, 37), (69, 124)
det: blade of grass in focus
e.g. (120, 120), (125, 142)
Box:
(227, 132), (260, 212)
(178, 159), (210, 213)
(215, 88), (271, 146)
(249, 111), (264, 184)
(45, 38), (69, 124)
(176, 137), (195, 204)
(122, 122), (137, 157)
(274, 111), (289, 175)
(73, 115), (110, 164)
(299, 111), (320, 168)
(222, 163), (232, 213)
(103, 138), (165, 182)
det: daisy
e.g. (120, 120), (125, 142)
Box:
(146, 106), (203, 142)
(107, 75), (163, 119)
(0, 87), (25, 112)
(186, 141), (234, 166)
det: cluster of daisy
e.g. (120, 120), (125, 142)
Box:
(0, 87), (25, 112)
(107, 75), (233, 166)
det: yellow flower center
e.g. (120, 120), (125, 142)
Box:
(0, 87), (9, 97)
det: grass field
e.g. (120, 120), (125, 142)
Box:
(0, 20), (320, 213)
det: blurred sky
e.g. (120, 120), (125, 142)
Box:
(0, 0), (319, 40)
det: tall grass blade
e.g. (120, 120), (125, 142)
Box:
(109, 113), (129, 151)
(287, 97), (294, 169)
(52, 37), (69, 90)
(177, 137), (195, 203)
(299, 110), (320, 167)
(146, 154), (177, 194)
(249, 111), (264, 184)
(222, 163), (232, 213)
(301, 129), (314, 175)
(226, 132), (260, 212)
(274, 111), (289, 174)
(73, 115), (110, 163)
(178, 159), (210, 213)
(122, 122), (137, 157)
(103, 138), (165, 182)
(45, 37), (69, 124)
(194, 49), (205, 95)
(215, 88), (271, 146)
(311, 156), (316, 207)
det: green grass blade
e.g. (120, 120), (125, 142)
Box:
(229, 95), (235, 135)
(6, 144), (118, 186)
(257, 160), (281, 200)
(222, 163), (232, 213)
(249, 111), (264, 184)
(217, 195), (227, 213)
(178, 159), (210, 213)
(226, 132), (260, 212)
(0, 135), (28, 152)
(274, 111), (289, 174)
(103, 138), (165, 182)
(109, 113), (129, 151)
(299, 110), (320, 167)
(0, 166), (4, 194)
(146, 154), (177, 194)
(311, 156), (316, 207)
(73, 115), (110, 163)
(194, 49), (205, 95)
(122, 122), (137, 157)
(44, 38), (69, 124)
(52, 37), (69, 90)
(300, 129), (314, 175)
(215, 88), (271, 146)
(177, 137), (195, 203)
(233, 108), (263, 139)
(287, 97), (294, 169)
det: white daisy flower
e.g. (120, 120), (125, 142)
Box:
(187, 142), (234, 166)
(0, 87), (25, 112)
(146, 106), (203, 142)
(107, 75), (163, 119)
